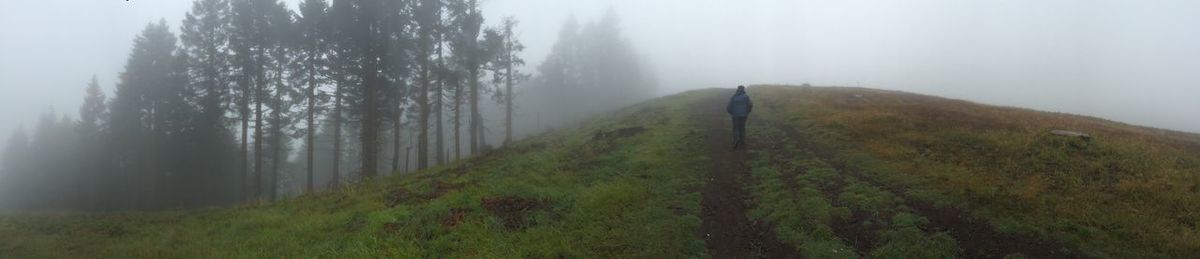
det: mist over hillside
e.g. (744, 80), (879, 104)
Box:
(0, 1), (1198, 257)
(1, 86), (1197, 257)
(2, 1), (1199, 138)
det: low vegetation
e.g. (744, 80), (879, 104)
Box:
(744, 104), (961, 258)
(750, 85), (1200, 257)
(1, 86), (1196, 258)
(0, 91), (712, 258)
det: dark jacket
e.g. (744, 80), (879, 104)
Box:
(727, 89), (753, 117)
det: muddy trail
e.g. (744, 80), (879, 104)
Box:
(697, 94), (799, 258)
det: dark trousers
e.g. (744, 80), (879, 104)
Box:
(732, 116), (748, 147)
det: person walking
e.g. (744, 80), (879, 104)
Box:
(726, 85), (753, 149)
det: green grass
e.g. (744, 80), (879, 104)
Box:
(870, 213), (960, 259)
(744, 114), (854, 257)
(743, 159), (855, 258)
(0, 91), (713, 258)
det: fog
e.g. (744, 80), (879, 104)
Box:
(486, 0), (1200, 133)
(2, 0), (1198, 140)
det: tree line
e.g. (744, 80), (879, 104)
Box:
(0, 0), (652, 211)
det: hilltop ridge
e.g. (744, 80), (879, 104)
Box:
(1, 85), (1197, 258)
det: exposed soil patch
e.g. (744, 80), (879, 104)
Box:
(464, 142), (548, 167)
(587, 126), (647, 154)
(343, 213), (367, 233)
(385, 180), (473, 207)
(697, 93), (799, 259)
(562, 126), (648, 172)
(592, 126), (646, 140)
(804, 167), (885, 254)
(441, 207), (470, 227)
(382, 222), (401, 233)
(831, 209), (886, 253)
(383, 188), (413, 207)
(506, 142), (547, 155)
(481, 196), (551, 230)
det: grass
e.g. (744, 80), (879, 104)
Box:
(751, 85), (1200, 257)
(744, 109), (962, 258)
(870, 213), (959, 259)
(0, 91), (713, 258)
(744, 115), (855, 258)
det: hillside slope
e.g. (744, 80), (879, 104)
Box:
(0, 90), (715, 258)
(743, 85), (1200, 258)
(1, 86), (1198, 258)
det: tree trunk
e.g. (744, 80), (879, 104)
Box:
(435, 41), (445, 165)
(361, 54), (380, 179)
(332, 77), (343, 188)
(392, 106), (403, 173)
(305, 59), (315, 194)
(270, 50), (284, 202)
(405, 130), (413, 173)
(268, 55), (282, 202)
(504, 53), (514, 146)
(398, 79), (412, 172)
(254, 67), (264, 201)
(477, 112), (487, 150)
(240, 74), (250, 201)
(469, 71), (479, 155)
(270, 119), (279, 202)
(417, 68), (430, 170)
(453, 80), (461, 160)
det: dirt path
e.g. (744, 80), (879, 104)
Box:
(697, 93), (799, 259)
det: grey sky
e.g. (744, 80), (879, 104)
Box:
(1, 0), (1198, 140)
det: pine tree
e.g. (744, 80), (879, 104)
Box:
(413, 0), (441, 169)
(108, 21), (190, 208)
(530, 12), (654, 127)
(77, 76), (109, 209)
(352, 0), (387, 178)
(326, 0), (362, 185)
(384, 0), (415, 175)
(294, 0), (330, 194)
(0, 128), (30, 208)
(231, 0), (290, 200)
(447, 0), (487, 155)
(434, 31), (447, 166)
(181, 0), (238, 205)
(230, 0), (262, 200)
(78, 77), (108, 143)
(263, 0), (294, 202)
(487, 17), (529, 146)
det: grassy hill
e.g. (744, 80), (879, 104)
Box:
(1, 85), (1197, 258)
(743, 86), (1200, 258)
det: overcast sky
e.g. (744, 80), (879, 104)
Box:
(1, 0), (1197, 140)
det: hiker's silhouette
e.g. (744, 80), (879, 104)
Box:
(726, 85), (753, 149)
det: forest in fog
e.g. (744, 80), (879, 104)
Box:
(0, 0), (653, 211)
